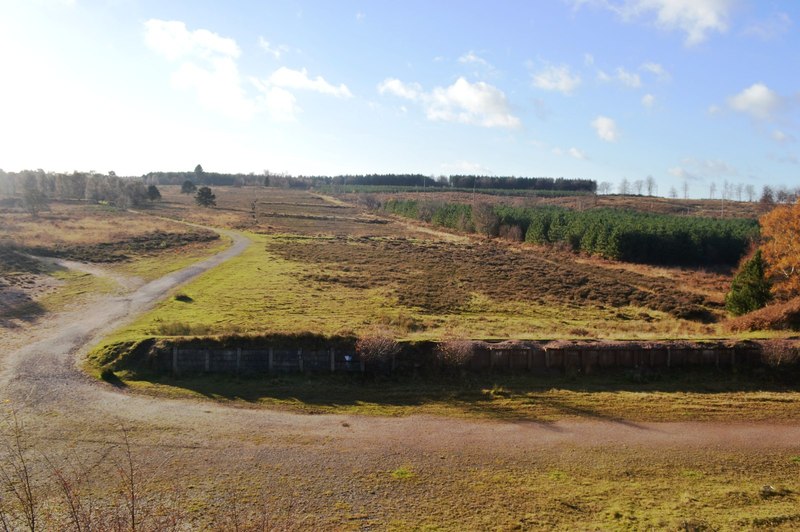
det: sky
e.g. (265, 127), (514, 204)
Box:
(0, 0), (798, 197)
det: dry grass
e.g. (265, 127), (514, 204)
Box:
(728, 296), (800, 332)
(0, 201), (205, 249)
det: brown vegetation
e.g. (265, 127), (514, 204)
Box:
(271, 235), (718, 321)
(760, 199), (800, 298)
(727, 296), (800, 332)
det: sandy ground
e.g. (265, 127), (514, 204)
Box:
(1, 222), (799, 529)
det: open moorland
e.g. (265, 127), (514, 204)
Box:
(2, 184), (799, 530)
(105, 185), (748, 343)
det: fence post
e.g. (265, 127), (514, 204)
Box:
(236, 347), (242, 374)
(172, 346), (178, 375)
(330, 347), (335, 372)
(268, 347), (273, 373)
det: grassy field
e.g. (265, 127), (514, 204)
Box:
(100, 186), (744, 343)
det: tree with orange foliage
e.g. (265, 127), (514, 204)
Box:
(760, 199), (800, 298)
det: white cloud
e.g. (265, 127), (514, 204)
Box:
(591, 115), (619, 142)
(584, 53), (595, 66)
(772, 130), (795, 143)
(268, 67), (352, 98)
(569, 147), (589, 160)
(707, 104), (722, 115)
(615, 67), (641, 88)
(145, 20), (350, 122)
(258, 37), (289, 60)
(532, 65), (581, 94)
(642, 93), (655, 108)
(640, 62), (670, 81)
(378, 77), (521, 129)
(743, 12), (791, 40)
(377, 78), (423, 100)
(144, 19), (240, 61)
(458, 51), (490, 67)
(356, 11), (366, 22)
(144, 19), (254, 120)
(727, 83), (782, 120)
(570, 0), (734, 46)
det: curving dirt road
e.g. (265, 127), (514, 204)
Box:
(2, 222), (800, 528)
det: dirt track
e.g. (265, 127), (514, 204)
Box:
(2, 224), (800, 528)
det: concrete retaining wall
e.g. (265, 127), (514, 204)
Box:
(144, 340), (774, 376)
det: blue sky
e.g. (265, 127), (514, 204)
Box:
(0, 0), (798, 197)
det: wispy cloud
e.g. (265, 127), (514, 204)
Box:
(669, 157), (738, 181)
(532, 64), (581, 94)
(743, 12), (791, 40)
(258, 37), (289, 60)
(569, 0), (734, 46)
(378, 77), (520, 129)
(640, 62), (670, 81)
(269, 67), (352, 98)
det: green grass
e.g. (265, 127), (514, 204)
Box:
(95, 231), (724, 345)
(109, 235), (231, 281)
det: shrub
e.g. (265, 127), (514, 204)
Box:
(472, 202), (500, 237)
(725, 250), (772, 316)
(761, 340), (800, 367)
(435, 337), (476, 368)
(355, 331), (400, 364)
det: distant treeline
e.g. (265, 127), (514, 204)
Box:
(447, 175), (596, 192)
(383, 199), (759, 266)
(143, 171), (265, 187)
(316, 184), (592, 197)
(0, 169), (152, 208)
(307, 174), (595, 192)
(141, 170), (596, 192)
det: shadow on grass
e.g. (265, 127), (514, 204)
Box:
(0, 292), (47, 328)
(129, 368), (800, 424)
